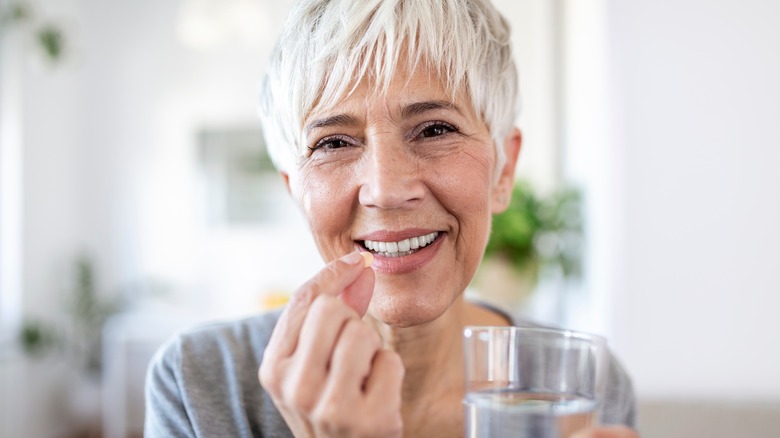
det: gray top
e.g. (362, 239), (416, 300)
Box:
(145, 309), (636, 437)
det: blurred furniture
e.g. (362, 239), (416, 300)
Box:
(638, 399), (780, 438)
(102, 310), (200, 438)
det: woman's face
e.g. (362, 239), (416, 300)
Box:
(285, 66), (519, 327)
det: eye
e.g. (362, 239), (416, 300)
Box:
(416, 121), (457, 139)
(308, 135), (355, 153)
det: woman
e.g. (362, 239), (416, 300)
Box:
(145, 0), (638, 436)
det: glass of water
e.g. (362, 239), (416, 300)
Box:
(463, 326), (608, 438)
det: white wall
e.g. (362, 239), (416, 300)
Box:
(6, 1), (88, 434)
(5, 0), (308, 436)
(15, 0), (314, 320)
(3, 1), (561, 435)
(602, 0), (780, 401)
(12, 0), (778, 435)
(494, 0), (562, 193)
(22, 22), (86, 327)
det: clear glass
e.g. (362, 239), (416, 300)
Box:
(463, 326), (608, 438)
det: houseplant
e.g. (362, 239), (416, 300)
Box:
(17, 257), (124, 436)
(0, 1), (67, 62)
(472, 181), (584, 311)
(18, 257), (121, 375)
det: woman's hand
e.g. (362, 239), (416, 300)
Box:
(572, 426), (640, 438)
(259, 252), (404, 438)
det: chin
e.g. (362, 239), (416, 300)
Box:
(366, 284), (455, 328)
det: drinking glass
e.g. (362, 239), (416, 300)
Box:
(463, 326), (608, 438)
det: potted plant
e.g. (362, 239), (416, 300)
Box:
(471, 181), (584, 311)
(0, 1), (67, 63)
(18, 257), (124, 436)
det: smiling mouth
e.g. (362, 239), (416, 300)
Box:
(359, 231), (440, 258)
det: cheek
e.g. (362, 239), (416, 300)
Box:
(434, 150), (494, 257)
(454, 149), (494, 215)
(456, 187), (493, 263)
(295, 168), (356, 261)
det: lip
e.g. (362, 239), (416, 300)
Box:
(355, 228), (440, 242)
(353, 229), (445, 274)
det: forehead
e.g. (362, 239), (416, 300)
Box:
(305, 64), (473, 124)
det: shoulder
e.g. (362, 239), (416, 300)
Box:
(149, 309), (284, 391)
(602, 353), (637, 427)
(148, 308), (284, 389)
(504, 313), (637, 428)
(145, 309), (291, 437)
(161, 309), (283, 362)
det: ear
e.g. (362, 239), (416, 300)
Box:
(280, 171), (292, 195)
(491, 127), (522, 214)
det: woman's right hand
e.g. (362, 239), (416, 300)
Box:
(258, 251), (405, 437)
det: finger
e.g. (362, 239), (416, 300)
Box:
(364, 348), (404, 403)
(323, 319), (383, 399)
(364, 349), (405, 434)
(266, 251), (373, 358)
(293, 295), (360, 383)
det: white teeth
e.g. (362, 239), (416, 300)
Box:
(363, 232), (439, 257)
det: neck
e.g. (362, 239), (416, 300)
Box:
(365, 297), (510, 436)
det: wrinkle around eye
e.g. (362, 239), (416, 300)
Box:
(409, 121), (459, 141)
(460, 145), (493, 176)
(307, 134), (363, 156)
(304, 143), (363, 169)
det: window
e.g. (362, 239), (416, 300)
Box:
(0, 35), (23, 346)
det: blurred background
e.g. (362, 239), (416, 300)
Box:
(0, 0), (778, 437)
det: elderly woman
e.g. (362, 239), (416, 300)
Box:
(145, 0), (637, 437)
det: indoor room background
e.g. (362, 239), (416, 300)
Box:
(1, 0), (778, 437)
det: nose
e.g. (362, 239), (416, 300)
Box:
(358, 139), (425, 209)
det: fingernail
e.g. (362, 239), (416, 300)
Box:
(342, 251), (374, 268)
(343, 251), (364, 265)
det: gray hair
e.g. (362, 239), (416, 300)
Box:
(258, 0), (519, 176)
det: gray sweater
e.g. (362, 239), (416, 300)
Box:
(145, 310), (636, 437)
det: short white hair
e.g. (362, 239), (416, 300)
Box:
(258, 0), (519, 176)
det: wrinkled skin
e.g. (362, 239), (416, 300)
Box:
(258, 65), (638, 437)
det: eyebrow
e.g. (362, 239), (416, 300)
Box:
(400, 100), (462, 119)
(304, 113), (361, 137)
(303, 100), (463, 136)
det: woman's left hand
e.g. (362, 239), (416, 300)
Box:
(571, 426), (640, 438)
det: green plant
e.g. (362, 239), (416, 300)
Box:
(0, 1), (67, 62)
(19, 318), (58, 356)
(485, 181), (584, 280)
(69, 257), (121, 374)
(18, 256), (171, 376)
(18, 257), (122, 376)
